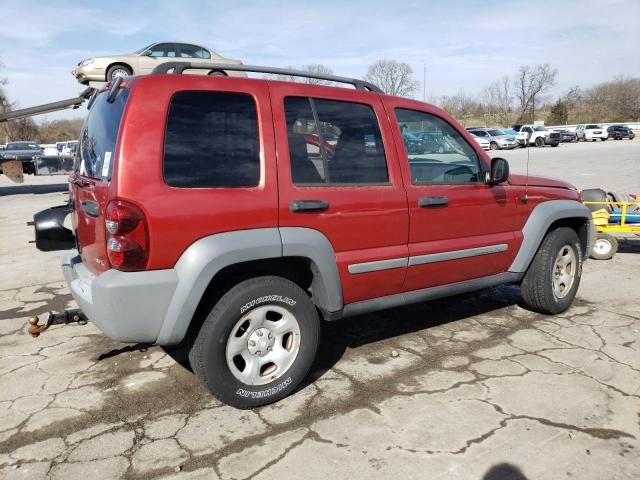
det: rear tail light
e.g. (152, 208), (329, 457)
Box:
(105, 200), (148, 271)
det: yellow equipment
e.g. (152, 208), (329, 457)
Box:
(582, 198), (640, 259)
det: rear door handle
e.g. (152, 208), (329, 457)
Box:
(418, 196), (449, 208)
(290, 199), (329, 213)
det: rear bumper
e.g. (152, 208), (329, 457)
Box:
(61, 250), (178, 343)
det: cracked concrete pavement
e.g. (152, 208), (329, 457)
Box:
(1, 148), (640, 480)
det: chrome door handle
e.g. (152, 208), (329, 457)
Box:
(418, 196), (449, 208)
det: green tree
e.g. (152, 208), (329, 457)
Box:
(546, 99), (569, 125)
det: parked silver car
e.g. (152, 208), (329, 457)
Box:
(467, 128), (519, 150)
(72, 42), (245, 84)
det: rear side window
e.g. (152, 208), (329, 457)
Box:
(284, 96), (388, 185)
(164, 92), (260, 188)
(79, 89), (129, 179)
(179, 44), (211, 59)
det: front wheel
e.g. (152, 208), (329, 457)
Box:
(520, 227), (583, 314)
(590, 232), (618, 260)
(189, 276), (320, 408)
(490, 142), (499, 150)
(601, 138), (607, 142)
(535, 137), (545, 147)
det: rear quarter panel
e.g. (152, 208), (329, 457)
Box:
(115, 76), (278, 270)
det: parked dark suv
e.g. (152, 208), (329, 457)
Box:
(607, 125), (635, 140)
(32, 63), (594, 408)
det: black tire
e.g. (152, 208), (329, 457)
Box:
(551, 143), (559, 147)
(590, 232), (618, 260)
(520, 227), (583, 315)
(106, 64), (132, 82)
(208, 70), (227, 76)
(535, 137), (545, 147)
(189, 276), (320, 409)
(601, 137), (607, 142)
(490, 141), (499, 150)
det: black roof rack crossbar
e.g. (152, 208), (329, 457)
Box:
(151, 62), (383, 93)
(0, 87), (95, 123)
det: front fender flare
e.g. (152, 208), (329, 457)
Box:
(509, 200), (594, 273)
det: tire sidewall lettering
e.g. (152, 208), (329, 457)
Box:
(235, 376), (292, 399)
(240, 295), (296, 314)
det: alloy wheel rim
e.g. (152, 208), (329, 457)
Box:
(593, 238), (611, 255)
(225, 305), (301, 386)
(552, 244), (577, 299)
(112, 68), (129, 78)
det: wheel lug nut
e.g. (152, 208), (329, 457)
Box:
(255, 351), (261, 356)
(249, 340), (256, 347)
(268, 333), (273, 339)
(257, 330), (263, 337)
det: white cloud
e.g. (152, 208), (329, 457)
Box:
(1, 0), (638, 121)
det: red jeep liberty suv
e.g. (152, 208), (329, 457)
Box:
(33, 63), (594, 408)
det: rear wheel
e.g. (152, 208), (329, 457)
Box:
(208, 70), (227, 76)
(189, 276), (320, 408)
(590, 232), (618, 260)
(520, 227), (583, 314)
(490, 142), (499, 150)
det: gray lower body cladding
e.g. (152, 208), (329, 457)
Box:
(61, 250), (178, 343)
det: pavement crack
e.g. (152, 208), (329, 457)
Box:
(245, 429), (311, 480)
(508, 414), (635, 440)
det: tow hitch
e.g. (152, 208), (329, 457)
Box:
(28, 309), (88, 337)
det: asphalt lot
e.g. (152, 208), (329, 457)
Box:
(0, 140), (639, 479)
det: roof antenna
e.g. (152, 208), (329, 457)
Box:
(522, 129), (530, 203)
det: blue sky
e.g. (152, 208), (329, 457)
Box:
(1, 0), (639, 121)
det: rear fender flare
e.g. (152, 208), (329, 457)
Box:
(155, 227), (342, 345)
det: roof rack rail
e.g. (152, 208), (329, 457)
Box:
(151, 62), (383, 93)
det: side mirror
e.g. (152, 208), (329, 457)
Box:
(487, 157), (510, 185)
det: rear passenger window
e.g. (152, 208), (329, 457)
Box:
(284, 97), (388, 185)
(164, 92), (260, 188)
(395, 108), (482, 185)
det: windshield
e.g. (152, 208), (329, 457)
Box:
(487, 129), (503, 136)
(7, 142), (39, 150)
(134, 43), (155, 54)
(532, 126), (547, 132)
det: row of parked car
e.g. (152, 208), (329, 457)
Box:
(461, 124), (635, 151)
(0, 140), (77, 175)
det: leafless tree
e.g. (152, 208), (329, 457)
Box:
(481, 75), (513, 126)
(514, 64), (557, 123)
(441, 91), (482, 126)
(38, 118), (84, 143)
(364, 60), (419, 97)
(262, 64), (335, 85)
